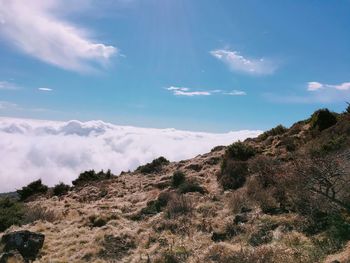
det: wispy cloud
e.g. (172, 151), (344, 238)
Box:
(266, 81), (350, 104)
(0, 101), (18, 109)
(210, 49), (277, 75)
(0, 0), (117, 72)
(0, 81), (20, 90)
(166, 86), (247, 97)
(224, 90), (247, 96)
(307, 81), (350, 91)
(38, 87), (53, 92)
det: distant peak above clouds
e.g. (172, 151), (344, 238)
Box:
(0, 117), (261, 192)
(0, 0), (117, 73)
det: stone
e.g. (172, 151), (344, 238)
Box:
(1, 230), (44, 262)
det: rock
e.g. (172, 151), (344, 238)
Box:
(0, 230), (45, 262)
(0, 250), (25, 263)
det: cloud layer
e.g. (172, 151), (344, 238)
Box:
(0, 0), (116, 72)
(166, 86), (246, 97)
(0, 117), (261, 192)
(210, 49), (276, 75)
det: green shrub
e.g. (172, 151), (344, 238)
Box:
(16, 179), (48, 201)
(0, 198), (24, 232)
(258, 124), (288, 141)
(310, 109), (337, 131)
(136, 157), (170, 174)
(53, 182), (70, 196)
(225, 141), (255, 161)
(72, 169), (113, 186)
(219, 160), (249, 190)
(346, 102), (350, 114)
(140, 192), (172, 216)
(178, 181), (206, 194)
(172, 171), (186, 188)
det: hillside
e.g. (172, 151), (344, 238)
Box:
(1, 108), (350, 263)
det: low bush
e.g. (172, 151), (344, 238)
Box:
(16, 179), (48, 201)
(218, 160), (248, 190)
(23, 204), (57, 223)
(178, 181), (206, 194)
(0, 198), (24, 232)
(166, 194), (193, 219)
(171, 171), (186, 187)
(136, 157), (170, 174)
(224, 141), (256, 161)
(310, 108), (337, 131)
(98, 234), (136, 260)
(89, 215), (108, 227)
(53, 182), (70, 196)
(72, 169), (113, 186)
(140, 192), (172, 216)
(258, 124), (288, 141)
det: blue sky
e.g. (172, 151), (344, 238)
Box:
(0, 0), (350, 132)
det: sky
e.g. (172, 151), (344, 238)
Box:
(1, 0), (350, 132)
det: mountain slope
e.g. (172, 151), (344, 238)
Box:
(1, 108), (350, 263)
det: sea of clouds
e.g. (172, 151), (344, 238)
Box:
(0, 117), (261, 192)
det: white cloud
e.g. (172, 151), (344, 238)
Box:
(0, 117), (261, 192)
(174, 90), (211, 96)
(224, 90), (247, 96)
(38, 87), (53, 91)
(0, 81), (20, 90)
(265, 81), (350, 104)
(210, 49), (277, 75)
(167, 86), (189, 92)
(0, 0), (117, 72)
(167, 86), (247, 97)
(308, 81), (350, 92)
(307, 82), (323, 91)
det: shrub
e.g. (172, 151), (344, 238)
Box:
(178, 181), (206, 194)
(53, 182), (70, 196)
(23, 204), (57, 223)
(0, 198), (24, 232)
(310, 108), (337, 131)
(136, 157), (170, 174)
(346, 102), (350, 114)
(72, 169), (113, 186)
(258, 124), (288, 141)
(225, 141), (256, 161)
(17, 179), (48, 201)
(98, 234), (136, 260)
(218, 160), (248, 190)
(140, 192), (172, 216)
(166, 194), (193, 219)
(89, 214), (108, 227)
(172, 171), (186, 188)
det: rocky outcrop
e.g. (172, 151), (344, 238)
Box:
(0, 230), (44, 262)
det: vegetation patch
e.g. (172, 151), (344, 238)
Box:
(53, 182), (70, 196)
(258, 124), (288, 141)
(0, 198), (24, 232)
(98, 234), (136, 260)
(16, 179), (48, 201)
(171, 171), (206, 194)
(72, 169), (113, 186)
(136, 156), (170, 174)
(310, 108), (337, 131)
